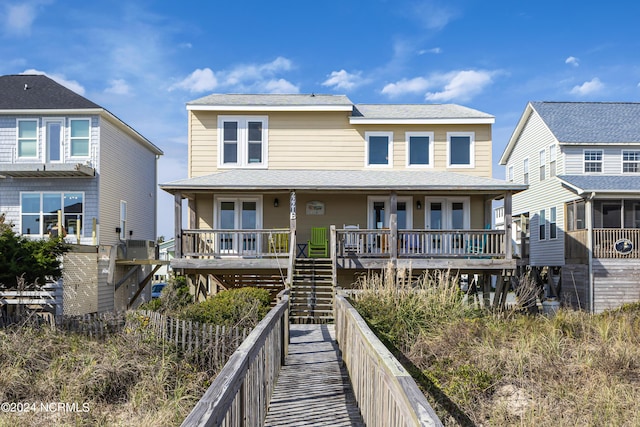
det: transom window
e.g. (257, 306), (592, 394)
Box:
(447, 132), (474, 167)
(584, 150), (603, 173)
(622, 150), (640, 173)
(365, 132), (393, 167)
(21, 192), (84, 236)
(406, 132), (434, 167)
(17, 119), (38, 158)
(70, 119), (90, 157)
(218, 116), (268, 168)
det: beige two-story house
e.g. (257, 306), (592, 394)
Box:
(161, 94), (524, 320)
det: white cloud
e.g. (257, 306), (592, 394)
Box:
(410, 2), (457, 31)
(418, 48), (442, 55)
(170, 68), (218, 93)
(425, 70), (495, 102)
(21, 69), (86, 95)
(565, 56), (580, 67)
(105, 79), (130, 95)
(263, 78), (299, 94)
(381, 77), (430, 97)
(570, 78), (604, 96)
(171, 57), (296, 94)
(322, 70), (364, 91)
(4, 4), (36, 36)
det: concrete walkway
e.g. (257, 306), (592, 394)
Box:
(264, 324), (364, 427)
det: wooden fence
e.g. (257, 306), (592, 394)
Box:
(181, 289), (290, 427)
(334, 292), (442, 427)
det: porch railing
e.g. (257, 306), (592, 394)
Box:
(336, 229), (505, 258)
(565, 228), (640, 259)
(181, 229), (290, 258)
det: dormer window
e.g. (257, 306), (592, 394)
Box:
(218, 116), (268, 168)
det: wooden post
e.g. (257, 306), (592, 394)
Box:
(92, 217), (97, 245)
(586, 195), (594, 312)
(175, 192), (182, 259)
(288, 191), (297, 286)
(390, 192), (398, 265)
(504, 191), (513, 260)
(330, 225), (337, 287)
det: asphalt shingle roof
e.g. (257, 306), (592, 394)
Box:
(0, 74), (101, 110)
(160, 169), (525, 193)
(531, 101), (640, 144)
(558, 175), (640, 194)
(352, 104), (494, 120)
(187, 93), (353, 107)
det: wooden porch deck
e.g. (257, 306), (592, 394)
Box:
(263, 324), (364, 426)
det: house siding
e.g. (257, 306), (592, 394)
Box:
(563, 145), (634, 175)
(188, 110), (493, 177)
(98, 117), (158, 246)
(508, 111), (576, 266)
(593, 259), (640, 313)
(62, 250), (99, 315)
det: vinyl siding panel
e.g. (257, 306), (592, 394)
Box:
(508, 111), (576, 266)
(188, 110), (493, 177)
(98, 117), (158, 245)
(563, 145), (640, 175)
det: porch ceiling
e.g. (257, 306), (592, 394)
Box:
(0, 163), (95, 178)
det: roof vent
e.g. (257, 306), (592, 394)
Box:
(24, 84), (28, 90)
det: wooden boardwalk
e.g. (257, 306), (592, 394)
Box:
(264, 324), (365, 426)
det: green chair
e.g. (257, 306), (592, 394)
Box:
(308, 227), (328, 258)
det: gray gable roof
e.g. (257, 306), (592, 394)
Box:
(188, 93), (353, 108)
(531, 101), (640, 144)
(353, 104), (494, 120)
(0, 74), (101, 110)
(558, 175), (640, 194)
(161, 169), (525, 193)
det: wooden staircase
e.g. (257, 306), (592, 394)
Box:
(290, 258), (334, 323)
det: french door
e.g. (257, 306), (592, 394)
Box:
(425, 197), (469, 253)
(215, 197), (261, 254)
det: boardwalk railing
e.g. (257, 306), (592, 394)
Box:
(334, 293), (442, 427)
(181, 289), (290, 427)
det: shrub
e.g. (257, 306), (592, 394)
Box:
(182, 287), (271, 329)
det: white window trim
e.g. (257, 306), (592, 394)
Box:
(424, 197), (470, 229)
(539, 209), (546, 241)
(365, 131), (393, 168)
(549, 144), (557, 177)
(507, 165), (514, 182)
(213, 195), (263, 229)
(68, 118), (92, 159)
(43, 117), (65, 163)
(217, 116), (268, 169)
(366, 196), (413, 229)
(539, 148), (546, 181)
(19, 191), (85, 236)
(583, 149), (603, 174)
(16, 118), (39, 160)
(622, 149), (640, 174)
(405, 132), (434, 168)
(446, 132), (475, 168)
(550, 206), (557, 240)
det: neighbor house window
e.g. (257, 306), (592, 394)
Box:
(539, 149), (546, 181)
(366, 131), (393, 167)
(17, 119), (38, 158)
(550, 207), (557, 239)
(507, 165), (514, 182)
(622, 150), (640, 173)
(406, 132), (434, 167)
(447, 132), (474, 167)
(539, 209), (546, 240)
(120, 201), (127, 240)
(69, 119), (90, 157)
(218, 116), (268, 167)
(20, 192), (84, 236)
(523, 158), (529, 184)
(549, 144), (557, 177)
(584, 150), (603, 173)
(566, 200), (586, 231)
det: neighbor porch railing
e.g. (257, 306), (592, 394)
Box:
(181, 229), (290, 258)
(565, 228), (640, 259)
(336, 228), (506, 258)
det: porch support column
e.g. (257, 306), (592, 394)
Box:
(504, 191), (513, 260)
(390, 192), (398, 264)
(288, 191), (297, 286)
(174, 192), (182, 259)
(586, 194), (594, 312)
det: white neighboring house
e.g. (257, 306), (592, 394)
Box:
(500, 101), (640, 313)
(0, 74), (164, 314)
(154, 238), (175, 282)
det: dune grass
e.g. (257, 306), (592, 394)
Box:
(352, 268), (640, 426)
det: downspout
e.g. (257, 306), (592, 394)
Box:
(586, 191), (596, 313)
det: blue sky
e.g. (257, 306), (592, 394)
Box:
(2, 0), (640, 238)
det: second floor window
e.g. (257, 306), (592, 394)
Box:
(70, 119), (90, 157)
(406, 132), (433, 167)
(550, 207), (557, 239)
(584, 150), (603, 173)
(366, 132), (393, 167)
(539, 149), (546, 181)
(447, 132), (474, 167)
(17, 119), (38, 158)
(218, 116), (268, 168)
(523, 158), (529, 185)
(623, 150), (640, 173)
(507, 165), (514, 182)
(539, 209), (546, 240)
(549, 144), (557, 177)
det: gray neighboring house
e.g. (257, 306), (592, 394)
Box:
(0, 74), (164, 314)
(500, 101), (640, 313)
